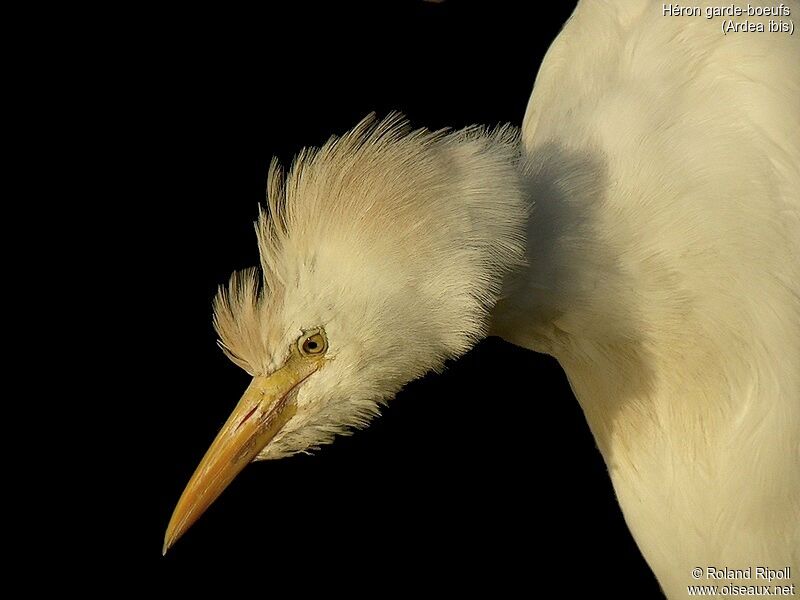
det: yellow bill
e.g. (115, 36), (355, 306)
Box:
(163, 350), (321, 554)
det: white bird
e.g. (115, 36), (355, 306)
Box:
(165, 2), (799, 596)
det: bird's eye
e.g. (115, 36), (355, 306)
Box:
(299, 329), (327, 356)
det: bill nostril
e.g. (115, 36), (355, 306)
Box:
(235, 405), (259, 431)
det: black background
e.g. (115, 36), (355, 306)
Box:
(114, 2), (662, 595)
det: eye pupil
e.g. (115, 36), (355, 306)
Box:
(307, 341), (318, 350)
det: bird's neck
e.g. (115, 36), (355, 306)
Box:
(489, 143), (634, 359)
(488, 142), (657, 462)
(487, 142), (733, 463)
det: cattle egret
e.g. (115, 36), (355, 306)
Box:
(165, 2), (799, 596)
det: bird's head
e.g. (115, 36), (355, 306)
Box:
(164, 114), (526, 552)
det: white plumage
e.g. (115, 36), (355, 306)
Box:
(166, 2), (799, 595)
(496, 3), (799, 596)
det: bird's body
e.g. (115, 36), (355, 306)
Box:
(166, 2), (799, 596)
(493, 1), (799, 594)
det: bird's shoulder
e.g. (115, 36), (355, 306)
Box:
(521, 0), (800, 432)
